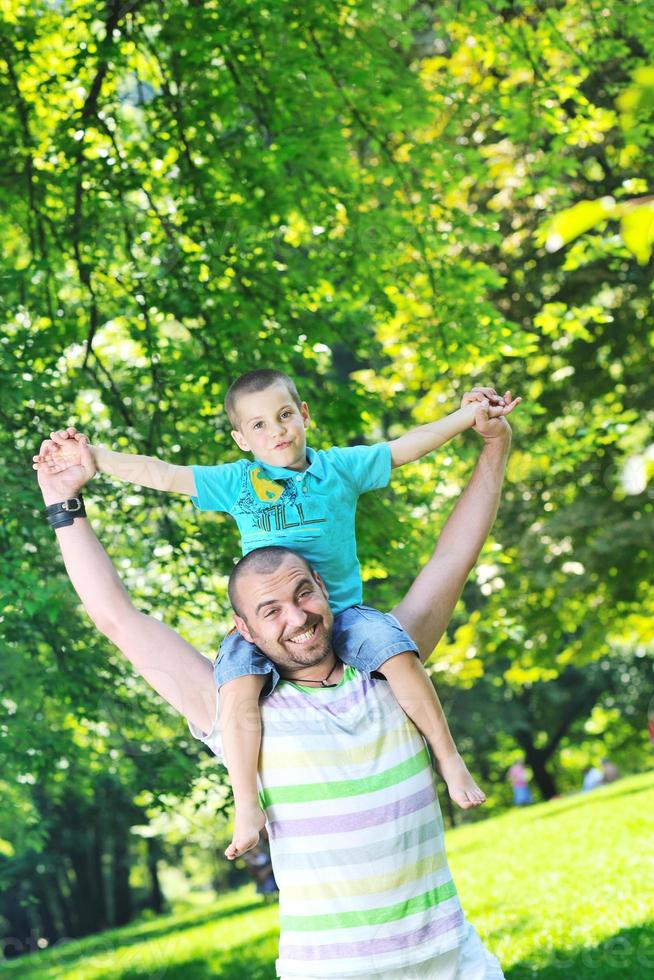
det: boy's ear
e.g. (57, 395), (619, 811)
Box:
(231, 429), (250, 452)
(301, 402), (311, 429)
(234, 614), (254, 643)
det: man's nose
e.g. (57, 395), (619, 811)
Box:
(284, 604), (308, 629)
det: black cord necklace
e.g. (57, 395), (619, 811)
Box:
(283, 659), (340, 687)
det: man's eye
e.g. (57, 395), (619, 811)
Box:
(298, 590), (312, 599)
(264, 608), (278, 618)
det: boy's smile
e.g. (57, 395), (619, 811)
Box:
(230, 382), (311, 472)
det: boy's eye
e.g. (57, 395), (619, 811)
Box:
(281, 410), (293, 419)
(253, 421), (264, 430)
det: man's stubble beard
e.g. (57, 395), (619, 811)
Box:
(250, 615), (335, 673)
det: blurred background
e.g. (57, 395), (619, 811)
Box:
(1, 0), (652, 976)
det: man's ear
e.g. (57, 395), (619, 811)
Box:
(234, 614), (254, 643)
(231, 429), (250, 452)
(312, 570), (329, 600)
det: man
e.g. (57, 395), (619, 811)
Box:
(35, 400), (512, 978)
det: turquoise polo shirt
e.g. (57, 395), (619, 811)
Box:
(191, 443), (391, 613)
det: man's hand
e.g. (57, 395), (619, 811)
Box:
(35, 435), (96, 506)
(461, 387), (504, 410)
(464, 388), (521, 440)
(32, 426), (88, 475)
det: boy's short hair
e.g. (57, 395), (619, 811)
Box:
(224, 369), (302, 428)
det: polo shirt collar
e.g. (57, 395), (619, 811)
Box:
(254, 446), (326, 481)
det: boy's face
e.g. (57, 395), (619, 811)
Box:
(231, 382), (310, 471)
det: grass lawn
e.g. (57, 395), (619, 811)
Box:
(2, 770), (652, 979)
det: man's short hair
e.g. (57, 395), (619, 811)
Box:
(228, 546), (312, 618)
(224, 369), (302, 428)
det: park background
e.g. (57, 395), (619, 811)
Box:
(1, 0), (653, 976)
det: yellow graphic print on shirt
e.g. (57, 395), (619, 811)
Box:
(250, 466), (284, 502)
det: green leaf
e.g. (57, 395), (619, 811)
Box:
(621, 203), (654, 266)
(542, 198), (617, 253)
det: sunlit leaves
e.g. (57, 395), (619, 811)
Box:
(617, 64), (654, 130)
(542, 197), (616, 252)
(621, 202), (654, 265)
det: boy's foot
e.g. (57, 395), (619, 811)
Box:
(438, 753), (486, 809)
(224, 802), (267, 861)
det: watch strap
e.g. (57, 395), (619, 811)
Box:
(45, 496), (87, 529)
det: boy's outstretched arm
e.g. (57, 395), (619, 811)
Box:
(391, 402), (513, 662)
(34, 438), (215, 732)
(388, 387), (520, 468)
(33, 426), (196, 495)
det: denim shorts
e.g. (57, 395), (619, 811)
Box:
(213, 604), (419, 696)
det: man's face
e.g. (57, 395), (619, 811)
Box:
(233, 555), (335, 674)
(231, 382), (310, 472)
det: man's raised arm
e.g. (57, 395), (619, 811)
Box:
(35, 439), (216, 733)
(391, 403), (514, 661)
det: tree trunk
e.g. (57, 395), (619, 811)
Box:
(34, 874), (59, 946)
(146, 837), (164, 915)
(53, 864), (77, 938)
(516, 736), (559, 799)
(112, 827), (132, 927)
(1, 885), (32, 958)
(91, 821), (108, 930)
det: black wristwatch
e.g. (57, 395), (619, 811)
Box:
(45, 496), (87, 529)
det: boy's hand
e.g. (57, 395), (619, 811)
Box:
(462, 387), (504, 409)
(463, 388), (521, 420)
(32, 426), (89, 474)
(472, 389), (521, 441)
(34, 436), (96, 506)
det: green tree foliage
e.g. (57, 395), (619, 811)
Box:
(0, 0), (652, 954)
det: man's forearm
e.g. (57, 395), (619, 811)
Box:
(389, 404), (478, 468)
(390, 428), (511, 661)
(92, 446), (195, 495)
(434, 432), (511, 572)
(44, 506), (216, 729)
(49, 515), (138, 637)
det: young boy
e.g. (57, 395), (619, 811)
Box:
(37, 371), (519, 859)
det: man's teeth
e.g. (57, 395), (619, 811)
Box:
(288, 624), (317, 644)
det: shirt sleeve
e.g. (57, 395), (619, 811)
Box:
(188, 706), (223, 762)
(325, 442), (392, 495)
(190, 461), (245, 512)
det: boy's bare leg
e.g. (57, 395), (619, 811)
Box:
(219, 675), (268, 860)
(381, 652), (485, 808)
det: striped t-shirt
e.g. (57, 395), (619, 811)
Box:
(194, 665), (465, 977)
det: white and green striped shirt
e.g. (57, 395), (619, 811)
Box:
(195, 666), (465, 977)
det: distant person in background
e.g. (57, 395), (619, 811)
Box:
(582, 758), (620, 793)
(582, 765), (604, 792)
(242, 832), (278, 900)
(648, 715), (654, 750)
(507, 758), (532, 806)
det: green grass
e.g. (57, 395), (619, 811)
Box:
(3, 771), (653, 979)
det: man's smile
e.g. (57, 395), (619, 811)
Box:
(286, 623), (318, 644)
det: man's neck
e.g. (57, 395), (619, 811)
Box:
(279, 655), (343, 687)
